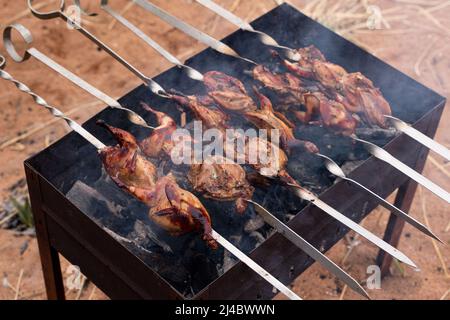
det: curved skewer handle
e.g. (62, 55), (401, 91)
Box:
(27, 0), (168, 98)
(386, 115), (450, 161)
(0, 55), (105, 150)
(3, 23), (153, 129)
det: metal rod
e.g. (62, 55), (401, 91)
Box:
(27, 0), (419, 273)
(353, 137), (450, 204)
(61, 5), (369, 294)
(0, 55), (105, 149)
(133, 0), (258, 65)
(97, 2), (433, 234)
(188, 0), (450, 195)
(289, 184), (418, 269)
(92, 4), (419, 268)
(317, 153), (442, 242)
(3, 23), (153, 129)
(97, 0), (204, 82)
(0, 53), (299, 301)
(194, 0), (300, 61)
(27, 0), (168, 98)
(248, 200), (370, 299)
(386, 115), (450, 161)
(212, 230), (302, 300)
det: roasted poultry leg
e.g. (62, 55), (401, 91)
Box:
(97, 121), (218, 249)
(202, 71), (319, 154)
(253, 65), (357, 136)
(139, 104), (255, 214)
(282, 46), (392, 128)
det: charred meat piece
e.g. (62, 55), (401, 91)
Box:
(98, 120), (157, 192)
(138, 106), (254, 215)
(245, 136), (302, 189)
(337, 73), (392, 127)
(189, 155), (255, 214)
(253, 65), (314, 120)
(171, 93), (230, 132)
(139, 103), (177, 159)
(253, 65), (357, 135)
(253, 65), (306, 108)
(303, 92), (357, 136)
(284, 46), (392, 127)
(204, 71), (257, 113)
(244, 88), (319, 153)
(150, 174), (218, 249)
(244, 136), (288, 178)
(284, 45), (327, 79)
(98, 121), (217, 249)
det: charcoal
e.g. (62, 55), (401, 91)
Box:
(244, 214), (265, 233)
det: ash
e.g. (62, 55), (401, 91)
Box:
(63, 122), (396, 298)
(64, 166), (296, 298)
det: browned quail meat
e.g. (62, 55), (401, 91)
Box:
(337, 73), (392, 127)
(204, 71), (257, 113)
(189, 155), (255, 214)
(97, 121), (217, 249)
(244, 88), (319, 153)
(97, 120), (157, 192)
(139, 103), (178, 159)
(253, 65), (357, 135)
(253, 65), (306, 110)
(283, 46), (392, 127)
(150, 174), (218, 249)
(171, 93), (230, 132)
(284, 45), (327, 79)
(303, 92), (358, 136)
(138, 107), (254, 215)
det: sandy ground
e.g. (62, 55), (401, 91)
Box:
(0, 0), (448, 300)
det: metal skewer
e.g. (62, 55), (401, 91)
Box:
(385, 115), (450, 162)
(64, 3), (418, 269)
(87, 3), (440, 244)
(0, 56), (105, 149)
(352, 137), (450, 204)
(196, 0), (450, 163)
(11, 19), (369, 298)
(96, 0), (204, 82)
(0, 55), (300, 301)
(3, 23), (155, 130)
(109, 1), (429, 266)
(194, 0), (300, 61)
(27, 0), (168, 98)
(317, 154), (442, 242)
(287, 184), (418, 269)
(134, 0), (449, 205)
(247, 200), (369, 299)
(132, 0), (258, 65)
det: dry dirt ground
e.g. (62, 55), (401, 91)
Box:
(0, 0), (448, 300)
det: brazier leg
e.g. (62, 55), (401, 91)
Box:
(376, 178), (418, 278)
(376, 100), (445, 278)
(25, 166), (66, 300)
